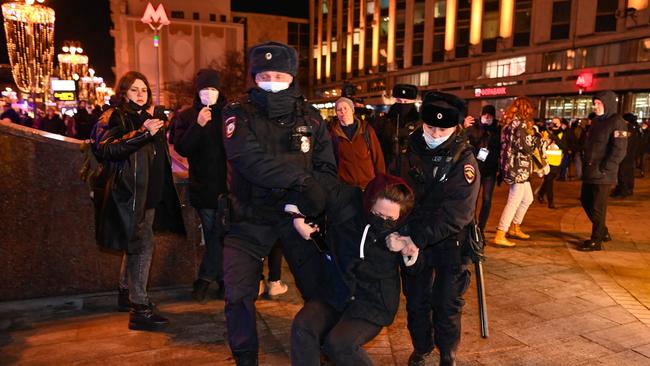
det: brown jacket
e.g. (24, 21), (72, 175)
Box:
(330, 117), (386, 189)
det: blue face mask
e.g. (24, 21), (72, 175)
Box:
(423, 131), (451, 149)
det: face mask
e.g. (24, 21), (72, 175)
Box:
(367, 213), (398, 238)
(257, 81), (290, 93)
(481, 117), (493, 125)
(423, 131), (451, 150)
(199, 89), (219, 107)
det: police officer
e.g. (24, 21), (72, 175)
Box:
(387, 92), (480, 366)
(379, 84), (420, 175)
(220, 42), (338, 365)
(579, 91), (627, 251)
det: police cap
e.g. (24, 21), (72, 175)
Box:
(249, 41), (298, 77)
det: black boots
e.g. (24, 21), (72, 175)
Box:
(192, 279), (211, 303)
(215, 280), (225, 300)
(117, 288), (130, 312)
(233, 351), (258, 366)
(578, 240), (602, 252)
(407, 350), (430, 366)
(129, 302), (169, 331)
(439, 350), (457, 366)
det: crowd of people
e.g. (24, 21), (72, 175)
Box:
(7, 39), (643, 366)
(1, 100), (103, 140)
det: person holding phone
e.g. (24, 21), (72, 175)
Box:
(92, 71), (185, 330)
(463, 105), (501, 233)
(171, 69), (229, 302)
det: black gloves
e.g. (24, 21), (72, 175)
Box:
(298, 177), (327, 218)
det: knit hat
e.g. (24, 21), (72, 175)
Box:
(196, 68), (221, 90)
(335, 97), (355, 111)
(392, 84), (418, 100)
(420, 91), (466, 128)
(249, 41), (299, 77)
(481, 104), (496, 117)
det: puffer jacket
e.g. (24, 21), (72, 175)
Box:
(500, 119), (536, 184)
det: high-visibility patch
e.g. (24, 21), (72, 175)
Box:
(225, 116), (236, 138)
(613, 130), (629, 138)
(464, 164), (476, 184)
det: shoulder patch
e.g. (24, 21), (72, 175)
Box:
(463, 164), (476, 184)
(224, 116), (236, 138)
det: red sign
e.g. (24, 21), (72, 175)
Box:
(474, 87), (507, 97)
(576, 72), (593, 88)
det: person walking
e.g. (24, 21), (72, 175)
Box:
(493, 97), (537, 247)
(537, 117), (569, 208)
(91, 71), (185, 330)
(578, 91), (627, 251)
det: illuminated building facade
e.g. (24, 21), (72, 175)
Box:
(310, 0), (650, 120)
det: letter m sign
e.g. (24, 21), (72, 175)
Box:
(141, 3), (170, 29)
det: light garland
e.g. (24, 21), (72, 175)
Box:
(1, 0), (55, 94)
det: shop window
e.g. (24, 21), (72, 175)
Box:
(632, 93), (650, 119)
(545, 97), (594, 120)
(484, 56), (526, 78)
(551, 0), (571, 40)
(513, 0), (532, 47)
(595, 0), (617, 32)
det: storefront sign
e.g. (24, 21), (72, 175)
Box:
(474, 87), (507, 97)
(53, 91), (76, 102)
(51, 79), (75, 92)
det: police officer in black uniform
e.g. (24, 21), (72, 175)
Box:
(387, 92), (480, 366)
(220, 42), (338, 365)
(578, 91), (627, 251)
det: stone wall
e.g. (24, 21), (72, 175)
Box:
(0, 121), (202, 301)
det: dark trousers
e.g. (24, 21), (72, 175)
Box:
(265, 242), (283, 282)
(477, 173), (496, 232)
(196, 208), (224, 283)
(580, 183), (612, 242)
(223, 228), (325, 358)
(291, 300), (382, 366)
(401, 263), (471, 355)
(616, 158), (636, 196)
(538, 165), (561, 205)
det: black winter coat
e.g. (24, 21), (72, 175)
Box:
(404, 129), (481, 267)
(464, 122), (501, 176)
(92, 106), (185, 253)
(583, 91), (628, 185)
(171, 96), (228, 208)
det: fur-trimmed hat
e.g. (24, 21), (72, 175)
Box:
(196, 68), (221, 90)
(420, 91), (466, 128)
(249, 41), (298, 77)
(392, 84), (418, 100)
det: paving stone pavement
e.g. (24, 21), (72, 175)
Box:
(1, 176), (650, 365)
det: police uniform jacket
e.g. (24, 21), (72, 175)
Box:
(404, 128), (480, 267)
(583, 91), (628, 185)
(221, 86), (337, 258)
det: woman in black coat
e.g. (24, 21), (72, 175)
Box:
(92, 71), (184, 330)
(291, 173), (418, 366)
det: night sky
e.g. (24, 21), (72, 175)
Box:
(0, 0), (308, 86)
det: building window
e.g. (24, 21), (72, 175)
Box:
(551, 0), (571, 40)
(171, 11), (185, 19)
(220, 15), (227, 22)
(395, 71), (429, 86)
(545, 96), (594, 120)
(484, 56), (526, 78)
(595, 0), (617, 32)
(210, 13), (216, 22)
(513, 0), (532, 47)
(455, 0), (471, 58)
(632, 93), (650, 119)
(481, 0), (499, 53)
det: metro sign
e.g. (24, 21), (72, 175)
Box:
(141, 3), (170, 30)
(576, 72), (593, 89)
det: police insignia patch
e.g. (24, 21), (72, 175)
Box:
(224, 116), (236, 138)
(464, 164), (476, 184)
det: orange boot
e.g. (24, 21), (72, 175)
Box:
(508, 223), (530, 239)
(493, 229), (516, 247)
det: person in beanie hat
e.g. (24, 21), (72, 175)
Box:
(220, 41), (338, 365)
(386, 91), (480, 366)
(329, 96), (386, 189)
(381, 84), (421, 175)
(578, 91), (627, 251)
(169, 68), (228, 302)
